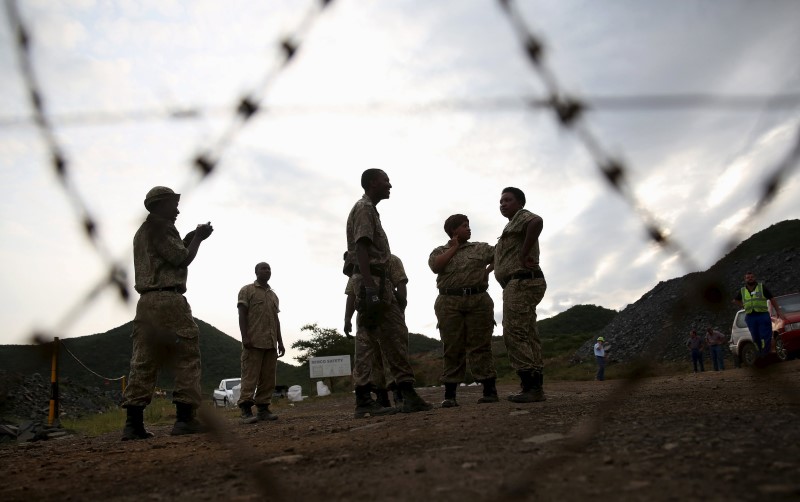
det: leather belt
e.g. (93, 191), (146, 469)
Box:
(500, 270), (545, 289)
(140, 286), (182, 294)
(438, 285), (488, 296)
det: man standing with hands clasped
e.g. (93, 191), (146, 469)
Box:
(237, 262), (285, 424)
(121, 186), (213, 440)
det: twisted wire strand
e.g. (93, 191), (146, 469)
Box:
(4, 0), (132, 309)
(60, 340), (125, 381)
(2, 92), (799, 128)
(10, 2), (336, 500)
(494, 0), (800, 498)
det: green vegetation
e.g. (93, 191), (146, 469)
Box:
(0, 302), (621, 412)
(61, 397), (176, 437)
(291, 324), (354, 364)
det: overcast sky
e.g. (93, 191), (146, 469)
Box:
(1, 0), (798, 364)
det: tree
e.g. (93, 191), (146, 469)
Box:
(291, 324), (355, 365)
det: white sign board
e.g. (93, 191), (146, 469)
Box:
(309, 355), (352, 378)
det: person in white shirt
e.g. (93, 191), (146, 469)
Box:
(594, 337), (607, 381)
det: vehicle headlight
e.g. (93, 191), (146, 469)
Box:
(784, 322), (800, 332)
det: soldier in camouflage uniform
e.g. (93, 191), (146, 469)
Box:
(121, 186), (214, 440)
(494, 187), (547, 403)
(345, 253), (408, 410)
(429, 214), (498, 407)
(237, 262), (285, 424)
(345, 169), (432, 417)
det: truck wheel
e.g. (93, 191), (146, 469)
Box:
(741, 343), (758, 366)
(775, 335), (788, 362)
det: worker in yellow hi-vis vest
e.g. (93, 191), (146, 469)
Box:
(733, 272), (777, 359)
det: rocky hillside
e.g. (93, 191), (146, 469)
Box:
(573, 220), (800, 363)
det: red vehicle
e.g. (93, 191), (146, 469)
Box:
(772, 293), (800, 361)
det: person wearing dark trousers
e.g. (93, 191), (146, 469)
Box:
(594, 337), (607, 381)
(687, 330), (705, 373)
(705, 327), (727, 371)
(733, 272), (776, 359)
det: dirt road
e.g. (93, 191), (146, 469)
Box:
(2, 361), (799, 501)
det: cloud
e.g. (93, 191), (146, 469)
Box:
(1, 0), (799, 360)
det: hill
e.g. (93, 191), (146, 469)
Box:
(0, 319), (311, 396)
(573, 219), (800, 363)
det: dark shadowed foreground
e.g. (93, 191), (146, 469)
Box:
(2, 362), (799, 502)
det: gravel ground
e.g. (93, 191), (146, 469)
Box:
(1, 360), (799, 502)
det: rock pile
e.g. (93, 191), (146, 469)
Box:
(0, 370), (121, 441)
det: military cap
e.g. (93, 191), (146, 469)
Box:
(144, 186), (180, 210)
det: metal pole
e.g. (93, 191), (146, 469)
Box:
(48, 337), (59, 426)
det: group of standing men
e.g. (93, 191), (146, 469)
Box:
(120, 186), (285, 439)
(686, 328), (727, 373)
(684, 271), (777, 374)
(344, 169), (548, 418)
(119, 167), (551, 438)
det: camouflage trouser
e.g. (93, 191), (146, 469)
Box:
(122, 292), (202, 408)
(502, 278), (547, 372)
(355, 335), (394, 389)
(238, 347), (278, 406)
(353, 300), (414, 388)
(435, 292), (496, 383)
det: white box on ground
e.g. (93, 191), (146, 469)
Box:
(309, 355), (352, 378)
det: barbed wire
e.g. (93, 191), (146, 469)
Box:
(4, 0), (799, 497)
(6, 0), (334, 345)
(494, 0), (800, 498)
(2, 92), (799, 129)
(7, 2), (335, 500)
(4, 0), (130, 308)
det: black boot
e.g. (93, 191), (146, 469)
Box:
(256, 403), (278, 421)
(441, 382), (459, 408)
(387, 381), (403, 408)
(121, 406), (154, 441)
(239, 402), (258, 425)
(170, 402), (205, 435)
(354, 385), (397, 419)
(477, 377), (499, 404)
(399, 381), (433, 413)
(507, 370), (545, 403)
(374, 388), (392, 408)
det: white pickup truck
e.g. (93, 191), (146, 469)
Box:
(212, 378), (241, 408)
